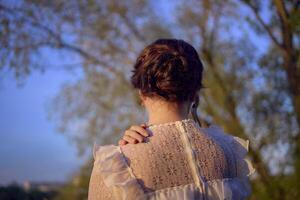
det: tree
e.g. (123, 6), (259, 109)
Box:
(1, 0), (299, 199)
(240, 0), (300, 198)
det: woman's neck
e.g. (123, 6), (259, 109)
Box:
(146, 103), (190, 126)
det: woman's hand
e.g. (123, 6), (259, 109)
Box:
(118, 123), (149, 146)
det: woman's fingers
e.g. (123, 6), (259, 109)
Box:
(123, 135), (138, 144)
(118, 139), (128, 146)
(129, 125), (149, 137)
(125, 129), (144, 142)
(119, 123), (150, 146)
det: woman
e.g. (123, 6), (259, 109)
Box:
(88, 38), (255, 200)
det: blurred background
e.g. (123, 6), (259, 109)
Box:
(0, 0), (299, 199)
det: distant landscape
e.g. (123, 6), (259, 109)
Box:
(0, 181), (64, 200)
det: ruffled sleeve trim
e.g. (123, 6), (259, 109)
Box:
(232, 136), (256, 177)
(93, 144), (145, 200)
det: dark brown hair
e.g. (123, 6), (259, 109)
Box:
(130, 38), (204, 103)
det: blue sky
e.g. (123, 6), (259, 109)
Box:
(0, 0), (275, 186)
(0, 69), (87, 185)
(0, 0), (177, 186)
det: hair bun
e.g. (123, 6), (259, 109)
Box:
(131, 38), (203, 102)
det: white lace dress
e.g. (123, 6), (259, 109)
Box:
(88, 118), (255, 200)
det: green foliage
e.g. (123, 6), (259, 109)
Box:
(54, 159), (93, 200)
(1, 0), (300, 199)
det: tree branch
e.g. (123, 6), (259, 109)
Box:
(274, 0), (293, 52)
(1, 3), (124, 77)
(120, 13), (146, 42)
(242, 1), (284, 49)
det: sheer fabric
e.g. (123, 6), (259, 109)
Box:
(88, 118), (255, 200)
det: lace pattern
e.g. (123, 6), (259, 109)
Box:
(185, 122), (236, 181)
(88, 119), (255, 200)
(121, 124), (194, 192)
